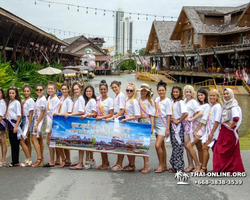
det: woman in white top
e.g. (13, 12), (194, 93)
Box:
(213, 88), (245, 173)
(169, 86), (188, 173)
(183, 85), (203, 172)
(137, 83), (155, 173)
(54, 84), (73, 168)
(0, 88), (7, 167)
(20, 85), (35, 167)
(6, 87), (22, 167)
(154, 80), (172, 173)
(200, 89), (222, 173)
(117, 83), (140, 172)
(43, 82), (60, 167)
(31, 84), (46, 167)
(80, 85), (97, 169)
(67, 82), (85, 170)
(186, 88), (210, 172)
(95, 80), (114, 170)
(105, 81), (126, 171)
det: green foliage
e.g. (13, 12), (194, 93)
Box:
(0, 55), (63, 98)
(120, 60), (136, 71)
(139, 48), (146, 55)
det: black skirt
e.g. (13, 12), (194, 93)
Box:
(0, 119), (7, 131)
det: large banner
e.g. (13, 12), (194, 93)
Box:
(51, 115), (152, 157)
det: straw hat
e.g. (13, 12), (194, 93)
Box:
(137, 83), (153, 96)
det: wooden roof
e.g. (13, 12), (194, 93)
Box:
(145, 21), (180, 54)
(237, 4), (250, 27)
(63, 35), (107, 55)
(170, 3), (250, 40)
(0, 7), (68, 46)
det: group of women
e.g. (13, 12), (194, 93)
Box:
(0, 80), (245, 174)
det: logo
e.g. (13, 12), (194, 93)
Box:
(175, 171), (190, 185)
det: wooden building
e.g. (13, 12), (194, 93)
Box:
(145, 3), (250, 74)
(0, 7), (68, 64)
(62, 35), (112, 67)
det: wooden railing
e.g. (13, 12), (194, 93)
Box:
(242, 79), (250, 93)
(217, 79), (238, 86)
(159, 71), (177, 82)
(194, 79), (217, 90)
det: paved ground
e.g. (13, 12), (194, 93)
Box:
(0, 141), (249, 200)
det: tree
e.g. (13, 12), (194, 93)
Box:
(139, 47), (146, 55)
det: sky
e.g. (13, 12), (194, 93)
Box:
(0, 0), (249, 53)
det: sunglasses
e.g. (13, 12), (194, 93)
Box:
(36, 89), (43, 92)
(9, 86), (17, 89)
(126, 89), (134, 93)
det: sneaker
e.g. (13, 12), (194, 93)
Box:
(90, 159), (96, 168)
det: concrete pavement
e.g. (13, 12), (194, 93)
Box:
(0, 142), (249, 200)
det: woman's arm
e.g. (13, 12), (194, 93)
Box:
(165, 115), (171, 137)
(13, 116), (21, 133)
(96, 109), (114, 120)
(172, 112), (188, 125)
(27, 110), (34, 134)
(81, 111), (97, 119)
(208, 121), (220, 141)
(188, 111), (203, 122)
(106, 109), (125, 122)
(121, 115), (140, 123)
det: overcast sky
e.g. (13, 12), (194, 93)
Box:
(0, 0), (249, 52)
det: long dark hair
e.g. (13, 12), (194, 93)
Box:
(83, 85), (96, 105)
(197, 88), (209, 104)
(0, 88), (6, 100)
(171, 85), (183, 101)
(6, 86), (22, 105)
(110, 80), (121, 87)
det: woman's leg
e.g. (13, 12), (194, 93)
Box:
(161, 141), (167, 170)
(196, 140), (203, 164)
(31, 134), (43, 167)
(201, 142), (210, 172)
(155, 135), (165, 172)
(70, 150), (84, 169)
(0, 132), (7, 163)
(184, 134), (194, 171)
(186, 138), (202, 171)
(64, 149), (71, 163)
(55, 149), (60, 164)
(57, 148), (66, 168)
(20, 137), (31, 160)
(127, 155), (135, 167)
(38, 135), (44, 159)
(25, 132), (32, 157)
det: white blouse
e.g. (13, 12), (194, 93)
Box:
(125, 99), (141, 122)
(139, 98), (155, 118)
(58, 96), (73, 114)
(207, 103), (222, 140)
(97, 96), (114, 116)
(0, 99), (6, 119)
(7, 100), (21, 120)
(155, 97), (172, 117)
(34, 96), (46, 120)
(114, 92), (126, 113)
(85, 98), (97, 114)
(73, 96), (85, 113)
(172, 100), (188, 119)
(23, 98), (35, 117)
(185, 99), (201, 118)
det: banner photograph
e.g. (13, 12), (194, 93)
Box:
(51, 115), (152, 157)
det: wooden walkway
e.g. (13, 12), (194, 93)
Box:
(138, 72), (174, 83)
(217, 85), (249, 95)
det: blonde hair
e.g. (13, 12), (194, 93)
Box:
(209, 89), (223, 105)
(126, 83), (138, 103)
(183, 85), (196, 99)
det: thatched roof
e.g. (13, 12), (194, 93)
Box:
(171, 3), (250, 40)
(145, 21), (180, 54)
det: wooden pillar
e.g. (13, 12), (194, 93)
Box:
(52, 44), (61, 61)
(166, 56), (170, 70)
(29, 35), (39, 62)
(10, 29), (25, 62)
(34, 36), (46, 63)
(1, 24), (15, 60)
(20, 33), (33, 60)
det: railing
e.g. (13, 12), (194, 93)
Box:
(194, 79), (217, 89)
(242, 79), (250, 93)
(159, 71), (177, 82)
(217, 79), (238, 86)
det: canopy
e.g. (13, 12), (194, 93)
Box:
(61, 69), (77, 74)
(38, 66), (62, 75)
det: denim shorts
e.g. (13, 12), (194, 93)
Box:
(21, 116), (34, 132)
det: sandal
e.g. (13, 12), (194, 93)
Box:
(65, 161), (72, 167)
(138, 167), (144, 172)
(168, 168), (177, 173)
(84, 161), (91, 170)
(58, 159), (66, 168)
(142, 167), (151, 174)
(199, 168), (207, 173)
(90, 159), (96, 168)
(123, 165), (135, 172)
(20, 159), (32, 167)
(95, 165), (103, 170)
(111, 164), (123, 171)
(184, 167), (195, 173)
(55, 162), (60, 165)
(43, 163), (55, 167)
(70, 163), (83, 170)
(6, 163), (19, 168)
(32, 158), (44, 167)
(0, 161), (6, 167)
(194, 163), (202, 172)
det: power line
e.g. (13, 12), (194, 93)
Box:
(35, 0), (178, 21)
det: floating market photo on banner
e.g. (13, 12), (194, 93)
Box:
(51, 115), (152, 157)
